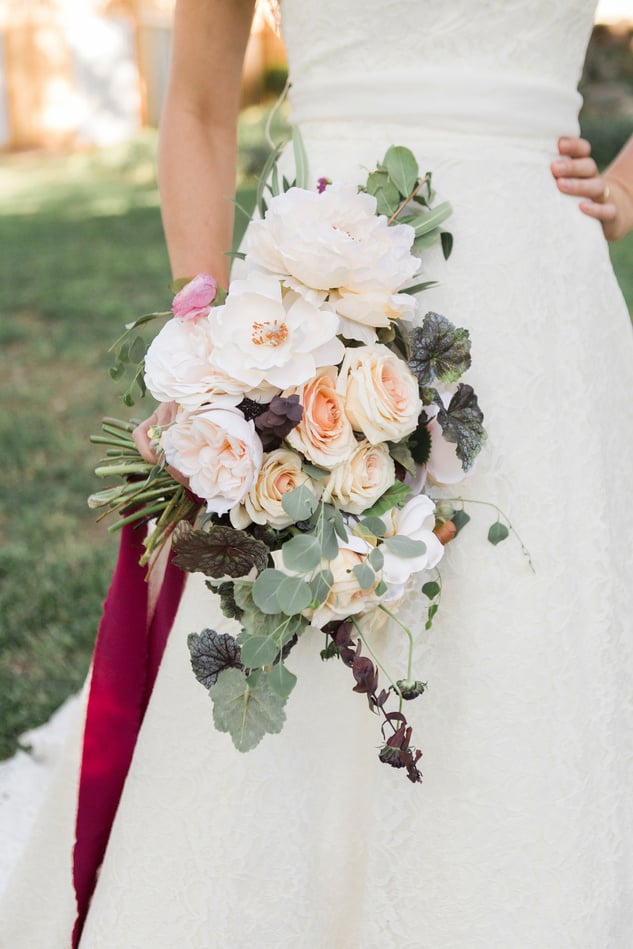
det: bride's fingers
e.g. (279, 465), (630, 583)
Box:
(133, 416), (160, 464)
(578, 198), (618, 223)
(554, 174), (609, 201)
(551, 156), (598, 180)
(556, 136), (592, 159)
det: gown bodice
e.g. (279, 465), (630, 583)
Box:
(282, 0), (598, 142)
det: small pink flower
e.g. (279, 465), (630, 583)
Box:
(172, 274), (217, 321)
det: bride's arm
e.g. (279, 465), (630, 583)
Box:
(551, 135), (633, 242)
(134, 0), (256, 463)
(159, 0), (256, 283)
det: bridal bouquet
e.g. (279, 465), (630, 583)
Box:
(91, 143), (490, 784)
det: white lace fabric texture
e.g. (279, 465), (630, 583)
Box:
(2, 1), (633, 946)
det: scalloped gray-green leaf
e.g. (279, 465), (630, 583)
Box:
(408, 311), (472, 386)
(210, 668), (287, 752)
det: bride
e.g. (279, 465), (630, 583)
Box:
(2, 1), (633, 946)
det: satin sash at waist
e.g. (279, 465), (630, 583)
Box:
(288, 68), (582, 144)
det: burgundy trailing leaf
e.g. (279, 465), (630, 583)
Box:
(254, 394), (304, 451)
(187, 629), (243, 689)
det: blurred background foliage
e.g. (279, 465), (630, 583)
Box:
(0, 20), (632, 758)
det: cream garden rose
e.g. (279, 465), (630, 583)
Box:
(160, 407), (263, 515)
(284, 367), (358, 469)
(322, 440), (395, 515)
(235, 448), (319, 529)
(337, 343), (422, 444)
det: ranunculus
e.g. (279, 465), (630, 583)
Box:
(337, 344), (422, 444)
(285, 367), (358, 469)
(208, 273), (344, 391)
(237, 448), (319, 529)
(380, 495), (445, 600)
(244, 184), (419, 341)
(172, 273), (217, 321)
(322, 441), (395, 515)
(144, 317), (244, 408)
(271, 543), (380, 629)
(161, 406), (263, 515)
(424, 395), (466, 486)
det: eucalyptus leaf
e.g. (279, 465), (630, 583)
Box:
(172, 522), (268, 579)
(281, 534), (322, 572)
(309, 569), (334, 605)
(382, 145), (419, 198)
(422, 580), (441, 600)
(358, 516), (387, 538)
(276, 575), (313, 615)
(352, 562), (376, 590)
(363, 481), (412, 517)
(239, 634), (279, 668)
(210, 667), (287, 752)
(268, 661), (297, 699)
(408, 311), (472, 386)
(129, 336), (146, 364)
(187, 629), (242, 689)
(251, 569), (286, 615)
(382, 535), (427, 558)
(302, 462), (329, 481)
(412, 201), (452, 236)
(367, 546), (384, 572)
(400, 280), (438, 296)
(281, 484), (319, 522)
(366, 171), (401, 217)
(440, 230), (454, 260)
(488, 521), (510, 545)
(451, 509), (471, 534)
(292, 125), (310, 189)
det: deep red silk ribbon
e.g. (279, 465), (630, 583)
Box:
(71, 524), (186, 947)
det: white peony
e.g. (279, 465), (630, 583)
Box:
(144, 317), (244, 408)
(322, 441), (395, 515)
(208, 273), (344, 391)
(244, 184), (419, 341)
(160, 407), (263, 515)
(380, 495), (444, 600)
(337, 343), (422, 444)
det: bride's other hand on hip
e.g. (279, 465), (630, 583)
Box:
(551, 134), (633, 241)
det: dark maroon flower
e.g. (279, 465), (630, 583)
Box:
(254, 394), (304, 451)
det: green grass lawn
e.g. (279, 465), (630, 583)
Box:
(0, 115), (631, 759)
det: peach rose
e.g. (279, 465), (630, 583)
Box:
(337, 344), (422, 445)
(322, 440), (395, 515)
(284, 367), (357, 469)
(242, 448), (319, 529)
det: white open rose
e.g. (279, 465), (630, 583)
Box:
(337, 343), (422, 444)
(245, 184), (419, 341)
(284, 367), (358, 469)
(322, 441), (395, 515)
(161, 407), (263, 515)
(236, 448), (320, 529)
(208, 273), (344, 392)
(381, 495), (444, 600)
(144, 317), (245, 408)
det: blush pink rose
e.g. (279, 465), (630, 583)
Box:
(284, 367), (357, 469)
(172, 274), (218, 321)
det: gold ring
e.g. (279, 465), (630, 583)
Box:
(602, 183), (611, 203)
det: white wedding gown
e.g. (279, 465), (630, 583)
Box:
(2, 1), (633, 946)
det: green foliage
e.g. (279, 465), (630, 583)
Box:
(209, 668), (287, 752)
(363, 481), (412, 517)
(488, 521), (510, 545)
(435, 384), (486, 472)
(187, 629), (242, 689)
